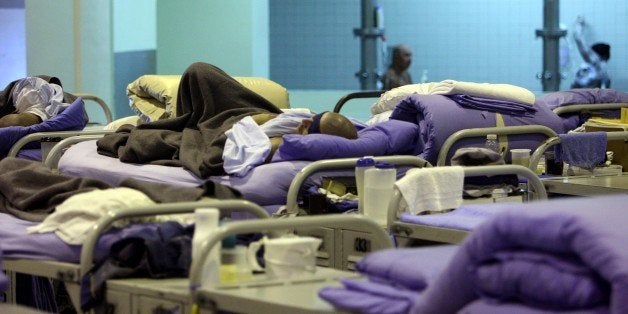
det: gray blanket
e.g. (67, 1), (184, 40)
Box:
(0, 158), (241, 222)
(96, 63), (283, 178)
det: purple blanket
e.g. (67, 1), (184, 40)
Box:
(537, 88), (628, 131)
(0, 97), (86, 158)
(320, 195), (628, 314)
(389, 94), (565, 165)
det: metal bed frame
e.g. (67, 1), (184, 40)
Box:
(6, 93), (114, 161)
(436, 125), (558, 166)
(96, 215), (391, 313)
(387, 164), (548, 245)
(2, 199), (270, 313)
(189, 214), (392, 314)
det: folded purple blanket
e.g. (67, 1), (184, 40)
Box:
(319, 246), (457, 313)
(412, 195), (627, 314)
(459, 299), (610, 314)
(320, 195), (628, 314)
(447, 94), (537, 117)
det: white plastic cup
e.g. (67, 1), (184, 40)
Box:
(510, 149), (531, 168)
(355, 156), (375, 214)
(363, 162), (396, 226)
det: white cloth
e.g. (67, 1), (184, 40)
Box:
(26, 187), (157, 245)
(370, 83), (435, 115)
(12, 77), (69, 121)
(223, 116), (272, 176)
(395, 166), (464, 214)
(428, 80), (536, 106)
(369, 80), (536, 118)
(223, 110), (315, 176)
(258, 110), (313, 137)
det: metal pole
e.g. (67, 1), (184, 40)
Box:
(535, 0), (566, 91)
(354, 0), (384, 90)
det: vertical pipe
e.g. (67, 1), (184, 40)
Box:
(536, 0), (566, 91)
(73, 0), (82, 91)
(355, 0), (383, 90)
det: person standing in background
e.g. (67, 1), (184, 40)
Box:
(571, 16), (611, 89)
(382, 44), (413, 90)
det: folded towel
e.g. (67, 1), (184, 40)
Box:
(395, 166), (464, 214)
(554, 132), (607, 169)
(429, 80), (536, 106)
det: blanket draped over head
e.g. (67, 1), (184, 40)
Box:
(0, 75), (78, 118)
(96, 63), (283, 178)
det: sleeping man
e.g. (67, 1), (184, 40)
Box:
(222, 108), (359, 175)
(97, 62), (359, 178)
(0, 76), (74, 128)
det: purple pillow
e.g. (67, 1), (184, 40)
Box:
(271, 119), (421, 162)
(0, 97), (86, 157)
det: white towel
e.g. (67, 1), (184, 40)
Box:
(395, 166), (464, 215)
(26, 187), (195, 245)
(429, 80), (536, 106)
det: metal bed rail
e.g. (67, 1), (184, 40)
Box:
(7, 129), (113, 159)
(74, 93), (114, 125)
(387, 164), (547, 245)
(44, 134), (111, 169)
(552, 102), (628, 116)
(284, 155), (432, 215)
(3, 199), (269, 312)
(189, 214), (393, 291)
(436, 125), (558, 166)
(332, 90), (385, 114)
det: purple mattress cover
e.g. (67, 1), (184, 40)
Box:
(59, 140), (353, 207)
(0, 212), (160, 263)
(398, 202), (520, 231)
(16, 148), (42, 161)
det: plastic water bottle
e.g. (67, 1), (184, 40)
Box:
(485, 134), (499, 153)
(363, 162), (396, 226)
(355, 156), (375, 214)
(420, 69), (429, 83)
(193, 208), (220, 287)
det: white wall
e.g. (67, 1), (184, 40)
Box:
(0, 7), (26, 87)
(25, 0), (113, 122)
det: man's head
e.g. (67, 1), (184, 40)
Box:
(592, 42), (610, 61)
(391, 44), (412, 71)
(296, 112), (358, 139)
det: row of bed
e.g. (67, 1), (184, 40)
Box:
(1, 75), (628, 313)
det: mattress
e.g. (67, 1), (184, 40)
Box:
(59, 140), (352, 207)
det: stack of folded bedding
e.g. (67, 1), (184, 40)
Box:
(320, 195), (628, 314)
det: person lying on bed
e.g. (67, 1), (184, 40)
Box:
(97, 62), (359, 179)
(222, 110), (359, 176)
(0, 76), (75, 128)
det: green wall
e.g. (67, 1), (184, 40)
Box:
(156, 0), (269, 77)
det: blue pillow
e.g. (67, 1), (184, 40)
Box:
(0, 97), (86, 157)
(271, 119), (422, 162)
